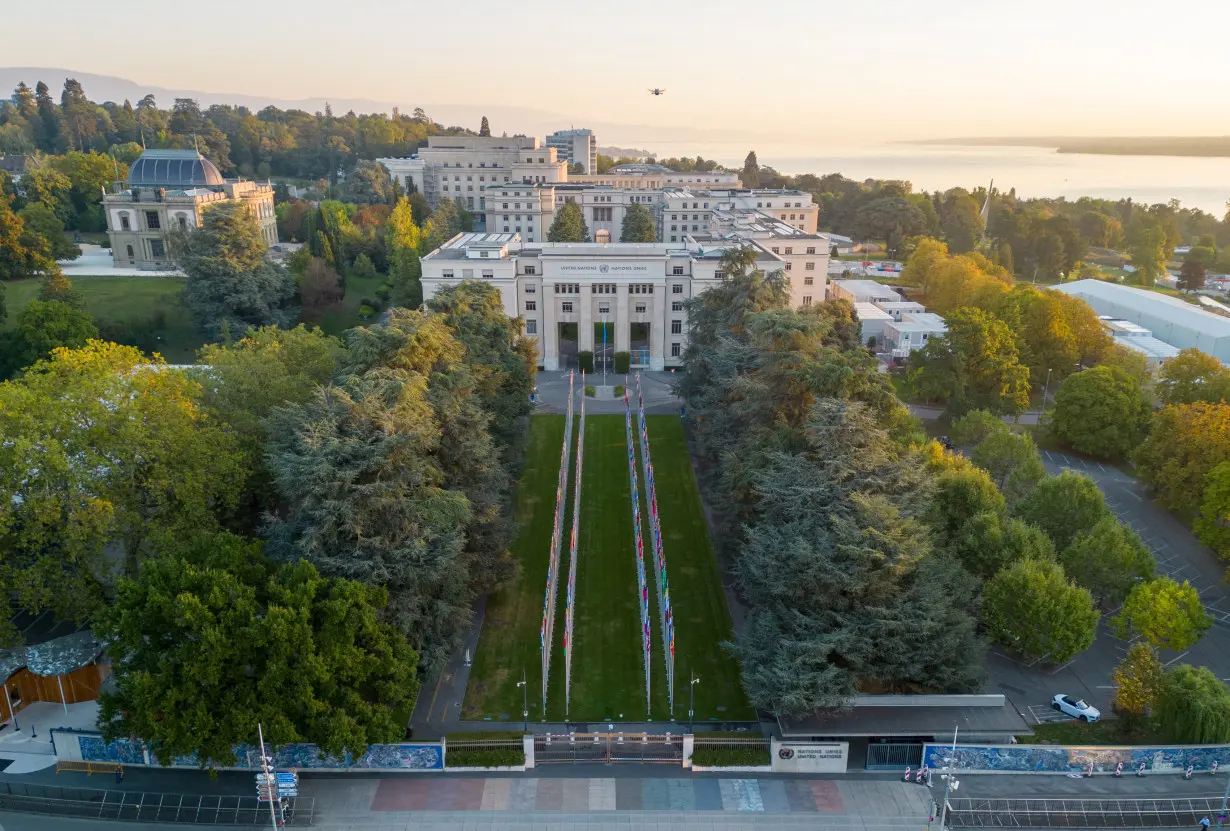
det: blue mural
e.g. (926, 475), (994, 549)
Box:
(923, 743), (1230, 774)
(71, 732), (442, 771)
(78, 735), (144, 765)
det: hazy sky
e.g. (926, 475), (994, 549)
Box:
(9, 0), (1230, 148)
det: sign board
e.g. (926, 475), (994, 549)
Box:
(771, 741), (849, 774)
(551, 261), (654, 276)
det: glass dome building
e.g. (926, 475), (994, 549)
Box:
(126, 149), (224, 189)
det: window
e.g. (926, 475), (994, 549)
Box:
(671, 320), (682, 334)
(526, 301), (537, 311)
(526, 319), (537, 334)
(145, 211), (161, 230)
(119, 213), (130, 231)
(714, 270), (725, 280)
(785, 262), (792, 271)
(771, 247), (779, 254)
(555, 283), (580, 294)
(462, 269), (474, 278)
(672, 301), (684, 312)
(598, 303), (610, 314)
(592, 284), (615, 294)
(671, 283), (684, 294)
(525, 284), (536, 293)
(670, 235), (677, 242)
(482, 269), (494, 278)
(805, 262), (816, 271)
(806, 246), (816, 255)
(635, 303), (647, 313)
(630, 284), (654, 294)
(672, 266), (684, 276)
(524, 265), (537, 275)
(671, 214), (677, 220)
(443, 270), (454, 279)
(784, 247), (793, 255)
(802, 295), (813, 307)
(804, 275), (814, 286)
(670, 225), (677, 231)
(562, 301), (574, 313)
(125, 244), (134, 259)
(502, 203), (509, 209)
(671, 342), (681, 357)
(150, 239), (166, 258)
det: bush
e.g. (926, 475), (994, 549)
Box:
(584, 385), (596, 397)
(446, 747), (525, 768)
(614, 385), (625, 397)
(578, 351), (594, 373)
(358, 304), (375, 319)
(349, 252), (377, 281)
(691, 744), (770, 767)
(614, 351), (631, 374)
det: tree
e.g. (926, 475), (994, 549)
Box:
(1157, 348), (1228, 406)
(479, 116), (490, 137)
(926, 465), (1004, 544)
(176, 201), (298, 339)
(342, 160), (394, 205)
(33, 81), (61, 153)
(1179, 258), (1207, 291)
(949, 512), (1055, 581)
(853, 196), (927, 247)
(1114, 642), (1165, 717)
(0, 343), (243, 636)
(949, 408), (1006, 446)
(1134, 402), (1230, 515)
(620, 202), (656, 242)
(1050, 366), (1151, 459)
(1015, 471), (1111, 550)
(0, 299), (97, 378)
(1059, 517), (1155, 606)
(1127, 224), (1167, 286)
(0, 194), (47, 280)
(741, 151), (760, 188)
(940, 189), (985, 254)
(1195, 461), (1230, 559)
(96, 532), (419, 768)
(385, 197), (424, 307)
(547, 201), (589, 242)
(17, 203), (80, 261)
(1113, 577), (1211, 651)
(969, 429), (1047, 506)
(1156, 664), (1230, 744)
(38, 266), (78, 306)
(982, 558), (1099, 663)
(300, 257), (344, 312)
(908, 307), (1031, 417)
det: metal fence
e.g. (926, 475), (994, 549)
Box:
(0, 781), (314, 825)
(866, 742), (925, 770)
(947, 796), (1228, 828)
(534, 732), (684, 764)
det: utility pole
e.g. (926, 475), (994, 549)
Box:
(1041, 367), (1053, 423)
(936, 726), (959, 831)
(1217, 762), (1230, 829)
(257, 723), (281, 830)
(688, 670), (699, 732)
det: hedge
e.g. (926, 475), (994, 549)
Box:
(446, 747), (525, 768)
(578, 351), (594, 373)
(614, 351), (631, 374)
(584, 385), (596, 397)
(691, 745), (770, 767)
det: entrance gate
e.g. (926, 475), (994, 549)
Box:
(534, 732), (684, 764)
(865, 742), (924, 770)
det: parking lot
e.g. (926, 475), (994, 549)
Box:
(986, 449), (1230, 724)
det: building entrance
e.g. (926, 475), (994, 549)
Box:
(630, 323), (651, 367)
(558, 323), (578, 369)
(594, 322), (614, 373)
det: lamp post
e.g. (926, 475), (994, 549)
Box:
(688, 671), (700, 732)
(1041, 367), (1053, 422)
(1217, 761), (1230, 829)
(516, 668), (528, 734)
(601, 310), (609, 387)
(936, 725), (959, 831)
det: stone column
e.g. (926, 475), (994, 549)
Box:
(579, 286), (594, 353)
(542, 282), (558, 371)
(650, 282), (667, 371)
(615, 284), (630, 354)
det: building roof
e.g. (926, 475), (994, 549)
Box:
(833, 279), (903, 300)
(854, 302), (893, 321)
(1055, 279), (1230, 338)
(888, 312), (948, 332)
(127, 149), (224, 188)
(0, 611), (103, 680)
(1115, 335), (1182, 360)
(778, 694), (1031, 740)
(0, 154), (29, 174)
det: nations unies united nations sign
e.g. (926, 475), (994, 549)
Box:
(554, 262), (652, 275)
(771, 741), (849, 773)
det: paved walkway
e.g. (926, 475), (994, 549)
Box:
(302, 776), (931, 829)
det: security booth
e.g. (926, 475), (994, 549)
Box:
(0, 615), (107, 732)
(776, 694), (1032, 772)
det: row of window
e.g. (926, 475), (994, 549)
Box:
(519, 319), (683, 358)
(758, 201), (806, 208)
(783, 263), (819, 273)
(670, 225), (700, 232)
(593, 207), (613, 222)
(670, 214), (704, 221)
(770, 246), (818, 255)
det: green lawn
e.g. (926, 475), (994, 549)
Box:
(2, 276), (201, 364)
(463, 414), (752, 723)
(302, 274), (386, 337)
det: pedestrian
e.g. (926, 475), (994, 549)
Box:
(1199, 816), (1210, 830)
(114, 766), (123, 784)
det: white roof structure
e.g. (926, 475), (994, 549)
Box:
(854, 302), (893, 323)
(831, 279), (903, 304)
(887, 312), (947, 333)
(1054, 280), (1230, 363)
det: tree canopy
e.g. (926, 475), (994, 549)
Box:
(547, 201), (589, 242)
(982, 557), (1099, 663)
(1135, 402), (1230, 516)
(1015, 471), (1111, 551)
(908, 306), (1031, 417)
(1113, 577), (1211, 651)
(1155, 664), (1230, 744)
(1050, 366), (1152, 459)
(620, 202), (657, 242)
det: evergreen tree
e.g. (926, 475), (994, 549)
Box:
(479, 116), (491, 136)
(547, 201), (589, 242)
(741, 151), (760, 188)
(34, 81), (61, 153)
(620, 202), (657, 242)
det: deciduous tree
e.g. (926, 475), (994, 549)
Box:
(1134, 402), (1230, 516)
(1014, 471), (1111, 550)
(1156, 664), (1230, 744)
(1059, 517), (1155, 606)
(907, 307), (1031, 416)
(969, 429), (1047, 506)
(1050, 366), (1152, 459)
(1195, 461), (1230, 559)
(1113, 577), (1211, 651)
(97, 532), (419, 768)
(1157, 348), (1229, 406)
(1114, 642), (1164, 717)
(949, 512), (1055, 581)
(982, 558), (1099, 663)
(0, 299), (97, 378)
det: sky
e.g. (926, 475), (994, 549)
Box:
(7, 0), (1230, 152)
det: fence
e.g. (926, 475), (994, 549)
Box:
(866, 742), (924, 770)
(922, 742), (1230, 775)
(534, 732), (684, 764)
(0, 781), (314, 825)
(946, 796), (1229, 828)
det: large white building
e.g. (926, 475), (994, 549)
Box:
(546, 129), (597, 174)
(421, 233), (784, 370)
(484, 182), (665, 243)
(1055, 279), (1230, 363)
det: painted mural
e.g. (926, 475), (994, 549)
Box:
(923, 742), (1230, 773)
(72, 732), (442, 771)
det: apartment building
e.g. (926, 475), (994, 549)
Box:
(546, 129), (597, 174)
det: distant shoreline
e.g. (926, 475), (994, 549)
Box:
(906, 137), (1230, 159)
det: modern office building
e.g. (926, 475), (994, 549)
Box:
(882, 312), (948, 358)
(102, 149), (277, 269)
(377, 136), (567, 214)
(1055, 279), (1230, 363)
(420, 233), (784, 370)
(546, 129), (597, 174)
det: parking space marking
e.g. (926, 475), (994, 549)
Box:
(1027, 704), (1070, 725)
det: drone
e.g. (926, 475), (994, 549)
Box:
(648, 88), (666, 96)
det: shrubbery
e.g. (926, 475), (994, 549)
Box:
(446, 747), (525, 767)
(691, 745), (770, 767)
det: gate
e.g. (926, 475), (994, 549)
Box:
(866, 742), (924, 770)
(534, 732), (684, 764)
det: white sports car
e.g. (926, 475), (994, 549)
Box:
(1052, 694), (1100, 722)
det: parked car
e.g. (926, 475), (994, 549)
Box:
(1052, 694), (1100, 722)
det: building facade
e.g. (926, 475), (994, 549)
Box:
(571, 170), (741, 189)
(421, 233), (784, 370)
(103, 149), (277, 269)
(546, 129), (597, 174)
(661, 188), (819, 242)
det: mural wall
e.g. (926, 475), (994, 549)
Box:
(922, 742), (1230, 774)
(57, 730), (443, 771)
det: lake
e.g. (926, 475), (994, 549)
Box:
(659, 142), (1230, 215)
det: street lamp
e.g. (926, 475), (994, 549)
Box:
(1217, 760), (1229, 829)
(601, 309), (609, 387)
(688, 671), (700, 732)
(935, 726), (959, 831)
(1041, 367), (1053, 423)
(516, 668), (528, 734)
